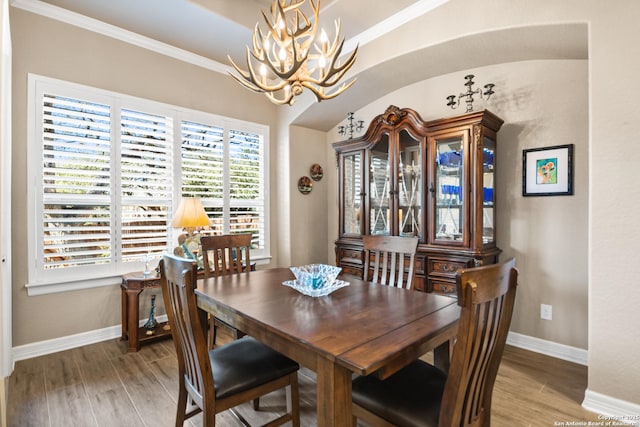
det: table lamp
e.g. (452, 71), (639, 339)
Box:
(171, 197), (210, 259)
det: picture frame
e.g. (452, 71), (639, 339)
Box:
(522, 144), (574, 196)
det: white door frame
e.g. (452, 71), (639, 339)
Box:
(1, 0), (13, 387)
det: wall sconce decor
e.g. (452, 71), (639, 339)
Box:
(446, 74), (495, 113)
(338, 112), (364, 139)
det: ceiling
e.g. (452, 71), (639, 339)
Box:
(27, 0), (588, 130)
(36, 0), (421, 66)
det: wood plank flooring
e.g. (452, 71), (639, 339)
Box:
(8, 333), (602, 427)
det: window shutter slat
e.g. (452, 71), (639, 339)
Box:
(181, 120), (224, 200)
(41, 93), (112, 270)
(120, 108), (173, 262)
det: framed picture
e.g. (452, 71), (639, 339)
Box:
(522, 144), (574, 196)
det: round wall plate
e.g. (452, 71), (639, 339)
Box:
(298, 176), (312, 194)
(310, 163), (323, 181)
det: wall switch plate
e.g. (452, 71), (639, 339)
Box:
(541, 304), (552, 320)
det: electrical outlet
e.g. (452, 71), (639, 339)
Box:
(540, 304), (552, 320)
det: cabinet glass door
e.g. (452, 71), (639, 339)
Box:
(482, 138), (495, 244)
(435, 136), (464, 242)
(369, 134), (390, 235)
(398, 130), (422, 237)
(342, 152), (362, 235)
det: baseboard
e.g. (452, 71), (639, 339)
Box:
(506, 331), (588, 366)
(583, 389), (640, 426)
(12, 314), (168, 363)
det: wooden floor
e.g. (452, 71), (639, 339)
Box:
(7, 333), (601, 427)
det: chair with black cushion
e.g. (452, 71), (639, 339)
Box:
(351, 258), (518, 427)
(200, 233), (252, 348)
(159, 254), (300, 427)
(362, 235), (419, 289)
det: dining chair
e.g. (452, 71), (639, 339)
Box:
(351, 258), (518, 427)
(362, 235), (419, 289)
(159, 254), (300, 427)
(200, 233), (252, 348)
(201, 233), (252, 276)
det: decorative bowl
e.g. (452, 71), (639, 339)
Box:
(282, 278), (349, 297)
(289, 264), (342, 290)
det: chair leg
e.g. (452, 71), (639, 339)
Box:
(287, 372), (300, 427)
(175, 381), (188, 427)
(253, 398), (259, 411)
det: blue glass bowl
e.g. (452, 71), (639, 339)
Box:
(289, 264), (342, 289)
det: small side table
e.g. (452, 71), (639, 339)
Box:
(121, 272), (172, 352)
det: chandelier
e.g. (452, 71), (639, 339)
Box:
(228, 0), (358, 106)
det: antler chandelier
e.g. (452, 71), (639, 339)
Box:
(228, 0), (358, 106)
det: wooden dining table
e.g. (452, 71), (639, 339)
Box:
(195, 267), (460, 427)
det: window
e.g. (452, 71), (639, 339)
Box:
(28, 75), (269, 294)
(180, 122), (265, 250)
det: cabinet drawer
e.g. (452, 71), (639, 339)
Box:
(430, 280), (457, 295)
(338, 248), (363, 263)
(428, 258), (472, 277)
(342, 266), (363, 277)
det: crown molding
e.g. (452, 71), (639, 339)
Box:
(10, 0), (232, 74)
(344, 0), (449, 53)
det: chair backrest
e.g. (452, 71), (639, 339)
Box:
(159, 254), (214, 410)
(362, 235), (419, 289)
(200, 233), (252, 278)
(439, 258), (518, 427)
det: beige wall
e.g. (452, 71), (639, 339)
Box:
(327, 60), (589, 349)
(289, 125), (329, 266)
(9, 8), (280, 346)
(587, 6), (640, 404)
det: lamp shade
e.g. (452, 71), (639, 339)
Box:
(171, 197), (210, 228)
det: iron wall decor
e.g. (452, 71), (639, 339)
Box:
(522, 144), (574, 196)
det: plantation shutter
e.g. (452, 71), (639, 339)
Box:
(228, 129), (265, 250)
(120, 108), (173, 262)
(180, 120), (225, 233)
(41, 94), (112, 270)
(30, 76), (269, 292)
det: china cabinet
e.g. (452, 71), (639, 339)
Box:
(333, 106), (503, 295)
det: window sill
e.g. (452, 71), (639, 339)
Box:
(25, 274), (122, 296)
(26, 255), (273, 296)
